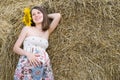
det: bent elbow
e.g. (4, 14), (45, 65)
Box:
(57, 13), (61, 19)
(13, 45), (17, 53)
(13, 46), (16, 52)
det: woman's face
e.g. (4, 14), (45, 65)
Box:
(31, 9), (43, 24)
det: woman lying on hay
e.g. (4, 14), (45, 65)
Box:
(13, 5), (61, 80)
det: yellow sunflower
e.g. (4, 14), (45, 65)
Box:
(22, 8), (32, 26)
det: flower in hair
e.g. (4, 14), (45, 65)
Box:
(22, 8), (32, 26)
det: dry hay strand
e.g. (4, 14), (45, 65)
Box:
(0, 0), (120, 80)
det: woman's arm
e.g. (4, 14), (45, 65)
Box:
(13, 27), (29, 56)
(13, 27), (41, 66)
(48, 13), (61, 34)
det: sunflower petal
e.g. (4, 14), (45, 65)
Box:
(22, 8), (32, 26)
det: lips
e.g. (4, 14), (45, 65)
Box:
(35, 17), (41, 21)
(34, 16), (43, 22)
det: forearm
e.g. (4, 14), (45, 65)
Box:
(48, 13), (61, 19)
(13, 46), (41, 66)
(47, 13), (61, 34)
(13, 46), (29, 56)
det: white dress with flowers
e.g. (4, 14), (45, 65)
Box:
(14, 36), (54, 80)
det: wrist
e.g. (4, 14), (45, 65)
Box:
(25, 52), (29, 57)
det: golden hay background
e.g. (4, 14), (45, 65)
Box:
(0, 0), (120, 80)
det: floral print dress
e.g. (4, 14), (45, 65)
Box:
(14, 36), (54, 80)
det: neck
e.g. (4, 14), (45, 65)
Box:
(35, 24), (42, 31)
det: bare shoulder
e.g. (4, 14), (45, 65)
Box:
(19, 26), (31, 37)
(21, 26), (32, 33)
(22, 26), (30, 31)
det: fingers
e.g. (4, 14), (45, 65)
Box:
(35, 54), (43, 66)
(27, 53), (43, 67)
(29, 59), (38, 67)
(35, 54), (40, 57)
(29, 56), (42, 67)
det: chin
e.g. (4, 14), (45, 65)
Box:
(35, 19), (43, 24)
(35, 20), (43, 24)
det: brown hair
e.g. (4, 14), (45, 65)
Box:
(30, 6), (50, 31)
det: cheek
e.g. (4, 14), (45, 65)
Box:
(40, 14), (43, 19)
(32, 16), (35, 21)
(39, 15), (44, 22)
(41, 17), (43, 21)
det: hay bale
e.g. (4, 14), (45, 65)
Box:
(0, 0), (120, 80)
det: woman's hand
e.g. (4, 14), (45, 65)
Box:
(26, 53), (42, 67)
